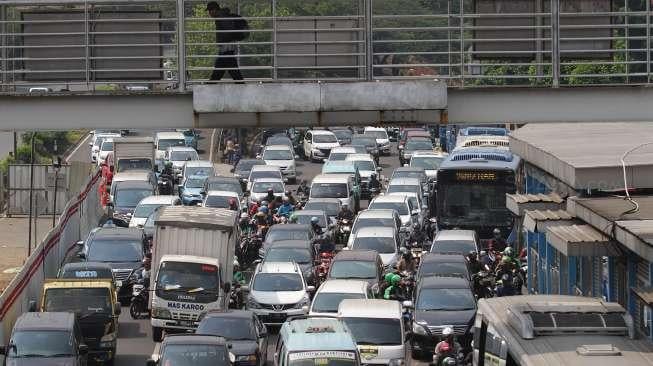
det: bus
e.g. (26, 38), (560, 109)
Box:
(436, 146), (521, 240)
(472, 295), (653, 366)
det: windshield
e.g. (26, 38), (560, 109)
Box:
(252, 181), (284, 193)
(101, 141), (114, 151)
(330, 261), (376, 279)
(156, 261), (219, 292)
(117, 159), (151, 172)
(420, 261), (468, 277)
(266, 248), (312, 264)
(411, 156), (444, 170)
(328, 152), (351, 161)
(253, 273), (303, 291)
(289, 352), (357, 366)
(304, 202), (340, 216)
(333, 130), (352, 140)
(353, 236), (396, 253)
(352, 218), (395, 233)
(351, 137), (375, 147)
(158, 138), (185, 150)
(440, 184), (509, 225)
(343, 318), (402, 345)
(250, 171), (282, 181)
(267, 137), (292, 146)
(197, 317), (256, 340)
(133, 203), (163, 218)
(8, 331), (74, 358)
(264, 150), (293, 160)
(387, 185), (419, 195)
(93, 137), (105, 148)
(312, 293), (365, 313)
(416, 288), (476, 311)
(43, 288), (112, 314)
(160, 344), (228, 366)
(431, 240), (477, 254)
(87, 240), (143, 262)
(368, 201), (408, 215)
(185, 177), (208, 189)
(207, 182), (241, 194)
(314, 134), (338, 143)
(267, 229), (310, 243)
(406, 140), (433, 151)
(351, 160), (375, 172)
(114, 188), (152, 208)
(170, 151), (198, 161)
(204, 195), (237, 209)
(185, 166), (214, 177)
(364, 130), (388, 139)
(311, 183), (348, 198)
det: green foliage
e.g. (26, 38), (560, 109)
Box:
(0, 131), (84, 173)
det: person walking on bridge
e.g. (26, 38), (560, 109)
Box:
(207, 1), (248, 82)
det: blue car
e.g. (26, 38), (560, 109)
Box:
(179, 174), (208, 205)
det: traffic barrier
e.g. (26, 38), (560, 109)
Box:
(0, 169), (104, 351)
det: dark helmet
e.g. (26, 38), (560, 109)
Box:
(285, 190), (292, 196)
(229, 198), (236, 206)
(493, 228), (501, 237)
(267, 188), (274, 194)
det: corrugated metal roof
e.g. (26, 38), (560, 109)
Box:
(506, 193), (566, 216)
(633, 287), (653, 305)
(546, 225), (618, 257)
(508, 193), (564, 204)
(548, 224), (610, 243)
(616, 220), (653, 246)
(155, 206), (237, 231)
(525, 209), (573, 221)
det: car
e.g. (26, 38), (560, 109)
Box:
(430, 229), (480, 255)
(196, 310), (268, 366)
(182, 160), (215, 182)
(364, 127), (391, 154)
(303, 198), (342, 223)
(261, 145), (298, 183)
(110, 180), (156, 226)
(410, 276), (476, 358)
(204, 176), (244, 199)
(303, 130), (340, 162)
(58, 262), (115, 284)
(417, 253), (470, 281)
(1, 312), (88, 366)
(90, 132), (120, 163)
(177, 128), (199, 150)
(328, 146), (358, 161)
(345, 153), (381, 198)
(179, 174), (209, 205)
(347, 209), (402, 248)
(129, 195), (181, 228)
(399, 128), (430, 150)
(263, 134), (294, 151)
(327, 249), (384, 290)
(291, 209), (329, 230)
(76, 226), (147, 303)
(249, 177), (285, 204)
(400, 137), (434, 165)
(97, 138), (114, 166)
(410, 151), (448, 181)
(234, 159), (266, 186)
(310, 174), (360, 212)
(321, 161), (363, 198)
(203, 190), (242, 211)
(386, 178), (428, 225)
(154, 131), (186, 161)
(350, 135), (379, 161)
(165, 146), (200, 180)
(247, 165), (284, 191)
(368, 194), (415, 229)
(331, 128), (353, 145)
(148, 334), (234, 366)
(349, 226), (400, 269)
(309, 279), (371, 317)
(246, 261), (314, 325)
(262, 224), (315, 257)
(263, 240), (316, 285)
(109, 170), (158, 203)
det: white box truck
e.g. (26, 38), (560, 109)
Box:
(149, 206), (238, 342)
(112, 137), (155, 173)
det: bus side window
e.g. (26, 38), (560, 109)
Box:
(484, 325), (508, 366)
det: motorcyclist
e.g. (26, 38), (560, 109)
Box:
(397, 247), (416, 273)
(488, 228), (507, 252)
(336, 203), (355, 222)
(285, 190), (297, 206)
(248, 200), (260, 216)
(383, 274), (405, 301)
(433, 327), (460, 366)
(159, 162), (174, 195)
(318, 236), (336, 254)
(408, 222), (427, 247)
(479, 250), (493, 269)
(467, 251), (482, 274)
(495, 272), (516, 297)
(277, 197), (294, 218)
(233, 261), (246, 285)
(254, 206), (269, 226)
(141, 253), (152, 285)
(310, 216), (324, 236)
(379, 272), (394, 296)
(368, 172), (382, 193)
(495, 247), (520, 278)
(265, 188), (276, 204)
(239, 212), (253, 234)
(228, 198), (239, 211)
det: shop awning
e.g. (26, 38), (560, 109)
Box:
(546, 224), (620, 257)
(506, 192), (565, 216)
(523, 209), (576, 232)
(633, 287), (653, 306)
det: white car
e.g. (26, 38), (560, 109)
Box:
(249, 178), (285, 204)
(345, 153), (381, 193)
(90, 133), (120, 163)
(328, 146), (358, 161)
(310, 174), (357, 210)
(261, 145), (297, 183)
(410, 151), (448, 180)
(368, 194), (415, 229)
(129, 195), (181, 228)
(303, 130), (340, 162)
(346, 209), (402, 248)
(155, 131), (186, 161)
(386, 177), (429, 226)
(203, 190), (242, 211)
(247, 261), (314, 325)
(165, 146), (199, 179)
(349, 226), (400, 269)
(247, 165), (284, 191)
(96, 138), (115, 166)
(364, 127), (391, 154)
(308, 279), (370, 317)
(181, 160), (215, 183)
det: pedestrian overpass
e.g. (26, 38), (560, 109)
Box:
(2, 0), (653, 129)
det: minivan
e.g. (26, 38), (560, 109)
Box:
(310, 174), (360, 212)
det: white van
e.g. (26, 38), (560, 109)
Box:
(363, 127), (391, 155)
(310, 174), (359, 211)
(154, 131), (186, 161)
(338, 299), (406, 365)
(303, 130), (340, 162)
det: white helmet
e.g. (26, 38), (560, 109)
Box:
(442, 327), (454, 336)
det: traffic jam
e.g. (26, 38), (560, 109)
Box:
(0, 126), (548, 366)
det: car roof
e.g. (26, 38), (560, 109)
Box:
(184, 160), (213, 168)
(371, 195), (408, 203)
(281, 318), (357, 351)
(156, 131), (185, 139)
(15, 312), (76, 331)
(333, 249), (379, 261)
(337, 299), (402, 319)
(293, 210), (326, 217)
(393, 167), (425, 174)
(264, 144), (292, 151)
(406, 130), (431, 137)
(259, 261), (300, 274)
(419, 275), (470, 289)
(312, 174), (351, 183)
(269, 240), (313, 249)
(206, 176), (239, 183)
(306, 198), (341, 204)
(252, 177), (284, 184)
(364, 126), (386, 131)
(205, 190), (239, 197)
(113, 171), (152, 181)
(162, 334), (228, 346)
(236, 159), (264, 166)
(61, 261), (114, 271)
(114, 180), (154, 190)
(412, 151), (447, 158)
(269, 224), (311, 232)
(187, 174), (209, 181)
(167, 146), (196, 152)
(435, 230), (477, 241)
(204, 309), (254, 320)
(317, 279), (368, 294)
(356, 209), (396, 218)
(345, 154), (373, 161)
(388, 177), (421, 185)
(420, 253), (467, 264)
(311, 130), (336, 136)
(330, 146), (356, 153)
(251, 165), (282, 172)
(354, 226), (396, 237)
(137, 195), (179, 205)
(91, 227), (144, 240)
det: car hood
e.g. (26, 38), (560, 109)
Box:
(264, 160), (295, 167)
(228, 339), (259, 356)
(399, 215), (411, 225)
(414, 308), (476, 328)
(250, 290), (307, 305)
(182, 188), (203, 196)
(171, 161), (186, 168)
(129, 217), (147, 227)
(313, 143), (340, 149)
(358, 170), (373, 179)
(6, 357), (77, 366)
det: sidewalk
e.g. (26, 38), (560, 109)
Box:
(0, 217), (54, 292)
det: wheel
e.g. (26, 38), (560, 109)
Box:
(129, 301), (140, 319)
(152, 326), (164, 342)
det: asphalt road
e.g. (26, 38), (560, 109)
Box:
(113, 138), (406, 366)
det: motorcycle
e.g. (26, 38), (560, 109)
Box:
(315, 252), (335, 286)
(129, 277), (150, 319)
(229, 283), (244, 309)
(471, 265), (495, 299)
(336, 218), (352, 245)
(158, 175), (173, 195)
(239, 234), (262, 270)
(426, 217), (438, 243)
(368, 186), (381, 200)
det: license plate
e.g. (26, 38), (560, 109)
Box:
(269, 313), (286, 321)
(178, 320), (193, 327)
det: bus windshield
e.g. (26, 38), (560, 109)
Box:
(440, 184), (509, 225)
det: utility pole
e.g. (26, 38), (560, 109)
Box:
(27, 132), (36, 256)
(52, 156), (61, 228)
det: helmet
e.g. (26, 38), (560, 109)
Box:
(413, 222), (419, 230)
(165, 161), (172, 168)
(400, 247), (409, 255)
(468, 250), (477, 258)
(442, 327), (454, 336)
(283, 196), (289, 202)
(493, 228), (501, 236)
(289, 213), (298, 223)
(311, 216), (319, 224)
(229, 198), (236, 206)
(259, 206), (268, 214)
(390, 274), (401, 286)
(371, 172), (377, 178)
(267, 188), (274, 193)
(285, 190), (291, 196)
(342, 202), (349, 207)
(261, 200), (269, 206)
(240, 213), (249, 219)
(480, 250), (487, 257)
(233, 259), (240, 267)
(503, 247), (514, 257)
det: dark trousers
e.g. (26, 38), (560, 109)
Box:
(210, 51), (244, 81)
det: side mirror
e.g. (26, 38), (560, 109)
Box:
(78, 344), (89, 356)
(77, 252), (86, 259)
(403, 163), (409, 167)
(230, 168), (235, 173)
(294, 155), (300, 160)
(376, 167), (382, 172)
(115, 305), (121, 316)
(306, 285), (316, 293)
(301, 305), (309, 314)
(28, 300), (37, 312)
(229, 353), (236, 363)
(411, 210), (419, 216)
(402, 300), (414, 308)
(146, 358), (157, 366)
(224, 282), (232, 293)
(75, 240), (84, 247)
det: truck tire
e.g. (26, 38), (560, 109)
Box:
(152, 326), (164, 342)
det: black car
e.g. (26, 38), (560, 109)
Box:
(233, 159), (266, 186)
(197, 310), (268, 366)
(400, 137), (433, 165)
(416, 253), (470, 281)
(147, 334), (233, 366)
(77, 227), (147, 303)
(264, 240), (316, 285)
(110, 180), (156, 227)
(327, 249), (384, 291)
(0, 312), (88, 366)
(204, 176), (244, 198)
(410, 276), (476, 358)
(350, 135), (379, 161)
(331, 128), (353, 145)
(261, 224), (315, 257)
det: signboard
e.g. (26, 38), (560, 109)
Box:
(46, 172), (67, 188)
(455, 171), (498, 182)
(288, 351), (356, 361)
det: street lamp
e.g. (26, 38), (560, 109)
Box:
(52, 156), (62, 228)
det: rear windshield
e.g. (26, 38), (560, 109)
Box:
(431, 240), (477, 254)
(368, 201), (408, 215)
(311, 183), (348, 198)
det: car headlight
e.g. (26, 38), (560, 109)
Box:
(236, 355), (258, 362)
(412, 322), (428, 336)
(389, 359), (404, 366)
(247, 298), (262, 309)
(293, 296), (311, 309)
(152, 307), (172, 319)
(99, 332), (117, 348)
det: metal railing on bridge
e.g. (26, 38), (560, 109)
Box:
(1, 0), (652, 93)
